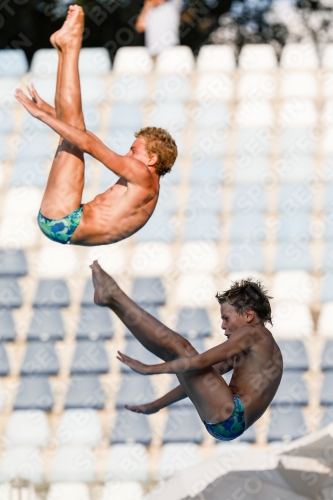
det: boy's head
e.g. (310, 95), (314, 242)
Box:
(216, 278), (273, 338)
(127, 127), (177, 176)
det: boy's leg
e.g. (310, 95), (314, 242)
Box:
(91, 261), (235, 424)
(40, 6), (86, 219)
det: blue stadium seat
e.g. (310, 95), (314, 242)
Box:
(278, 184), (313, 215)
(110, 410), (152, 445)
(154, 75), (190, 102)
(20, 341), (59, 376)
(277, 340), (309, 371)
(81, 280), (95, 307)
(186, 186), (222, 213)
(239, 424), (256, 443)
(0, 139), (8, 163)
(136, 213), (176, 242)
(267, 408), (307, 442)
(14, 376), (54, 411)
(16, 134), (53, 160)
(115, 374), (156, 408)
(120, 340), (160, 373)
(182, 213), (221, 242)
(163, 408), (204, 444)
(124, 305), (160, 338)
(277, 155), (314, 183)
(27, 308), (65, 341)
(10, 159), (47, 188)
(276, 213), (311, 241)
(274, 242), (312, 272)
(320, 406), (333, 428)
(108, 104), (143, 129)
(0, 344), (9, 376)
(0, 249), (27, 277)
(279, 127), (316, 156)
(320, 372), (333, 405)
(229, 213), (265, 243)
(233, 185), (267, 213)
(33, 279), (70, 308)
(235, 127), (272, 155)
(105, 128), (136, 156)
(83, 105), (101, 131)
(322, 244), (333, 271)
(194, 102), (230, 128)
(321, 340), (333, 370)
(0, 309), (16, 341)
(0, 49), (28, 77)
(176, 308), (212, 338)
(192, 128), (229, 156)
(189, 157), (226, 185)
(64, 375), (105, 409)
(111, 75), (148, 102)
(0, 106), (14, 133)
(71, 340), (109, 375)
(226, 244), (265, 273)
(270, 372), (308, 406)
(234, 156), (269, 184)
(131, 277), (166, 306)
(151, 102), (188, 131)
(154, 186), (178, 215)
(0, 278), (22, 308)
(321, 273), (333, 302)
(76, 306), (114, 340)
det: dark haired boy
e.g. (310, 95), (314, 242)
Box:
(91, 261), (283, 441)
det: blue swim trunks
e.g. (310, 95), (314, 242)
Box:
(204, 395), (246, 441)
(37, 205), (83, 244)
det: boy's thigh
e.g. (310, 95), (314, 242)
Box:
(177, 369), (235, 423)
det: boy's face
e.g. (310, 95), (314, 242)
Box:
(126, 138), (151, 165)
(220, 303), (250, 339)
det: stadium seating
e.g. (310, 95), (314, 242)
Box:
(76, 306), (114, 340)
(196, 45), (236, 72)
(131, 277), (166, 305)
(5, 411), (50, 448)
(101, 482), (144, 500)
(110, 410), (152, 445)
(104, 444), (150, 482)
(47, 483), (90, 500)
(0, 447), (44, 483)
(238, 44), (277, 70)
(0, 345), (9, 376)
(33, 279), (70, 308)
(0, 50), (28, 77)
(280, 43), (319, 69)
(49, 447), (96, 482)
(0, 309), (16, 341)
(113, 47), (153, 74)
(14, 377), (54, 411)
(155, 46), (195, 74)
(115, 374), (156, 408)
(56, 409), (103, 447)
(64, 375), (105, 409)
(267, 408), (308, 442)
(156, 443), (201, 480)
(20, 341), (59, 376)
(0, 278), (23, 308)
(70, 340), (109, 374)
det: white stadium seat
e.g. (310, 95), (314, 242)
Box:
(113, 47), (153, 74)
(4, 188), (43, 215)
(272, 271), (318, 304)
(195, 73), (233, 101)
(322, 44), (333, 69)
(278, 99), (318, 127)
(156, 443), (201, 480)
(321, 100), (333, 127)
(237, 72), (277, 100)
(280, 72), (318, 99)
(85, 243), (127, 277)
(56, 410), (103, 447)
(0, 214), (40, 249)
(101, 482), (144, 500)
(175, 273), (217, 307)
(31, 48), (111, 78)
(177, 242), (220, 274)
(36, 245), (77, 278)
(196, 45), (236, 72)
(238, 44), (277, 70)
(235, 100), (274, 127)
(0, 77), (21, 106)
(155, 46), (195, 74)
(130, 242), (173, 276)
(49, 447), (96, 482)
(280, 43), (319, 70)
(271, 302), (314, 339)
(322, 71), (333, 98)
(317, 303), (333, 336)
(322, 128), (333, 154)
(0, 447), (44, 483)
(47, 482), (90, 500)
(5, 411), (50, 448)
(0, 49), (28, 77)
(109, 75), (148, 103)
(104, 444), (150, 482)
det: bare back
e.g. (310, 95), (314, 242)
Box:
(70, 174), (160, 246)
(227, 327), (283, 428)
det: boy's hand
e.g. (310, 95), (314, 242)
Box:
(124, 402), (159, 414)
(117, 351), (152, 375)
(15, 88), (46, 119)
(27, 83), (56, 117)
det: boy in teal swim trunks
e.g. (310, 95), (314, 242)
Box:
(15, 5), (177, 246)
(90, 261), (283, 441)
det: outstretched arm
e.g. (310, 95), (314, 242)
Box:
(125, 384), (187, 414)
(15, 89), (152, 187)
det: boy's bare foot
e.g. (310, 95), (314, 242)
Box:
(50, 5), (84, 52)
(90, 260), (120, 306)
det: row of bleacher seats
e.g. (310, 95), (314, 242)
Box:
(2, 44), (333, 79)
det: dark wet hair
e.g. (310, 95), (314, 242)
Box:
(216, 278), (273, 325)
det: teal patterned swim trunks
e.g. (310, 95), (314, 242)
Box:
(204, 395), (246, 441)
(37, 205), (83, 244)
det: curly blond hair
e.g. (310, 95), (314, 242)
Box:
(216, 278), (273, 325)
(135, 127), (177, 176)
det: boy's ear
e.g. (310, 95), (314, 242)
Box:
(245, 309), (255, 323)
(148, 154), (158, 166)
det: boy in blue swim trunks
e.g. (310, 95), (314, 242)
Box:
(91, 261), (283, 441)
(15, 5), (177, 246)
